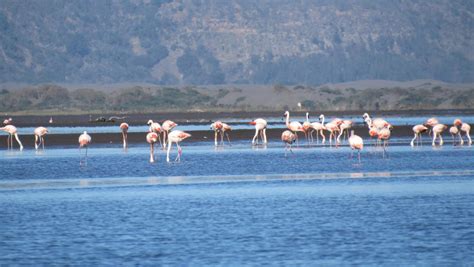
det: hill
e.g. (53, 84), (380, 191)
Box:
(1, 80), (473, 115)
(0, 1), (473, 85)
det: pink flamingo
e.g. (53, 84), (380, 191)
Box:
(449, 126), (461, 146)
(309, 115), (326, 144)
(211, 121), (232, 146)
(348, 130), (363, 162)
(281, 130), (296, 155)
(432, 124), (447, 146)
(146, 132), (159, 163)
(78, 131), (92, 165)
(378, 127), (391, 157)
(221, 123), (232, 145)
(162, 120), (177, 149)
(120, 122), (129, 149)
(249, 118), (267, 145)
(284, 111), (304, 146)
(363, 113), (390, 130)
(410, 124), (428, 147)
(454, 119), (472, 145)
(302, 113), (314, 144)
(424, 117), (439, 137)
(337, 120), (353, 144)
(166, 130), (191, 162)
(147, 120), (163, 147)
(34, 126), (48, 150)
(1, 125), (23, 150)
(320, 115), (341, 146)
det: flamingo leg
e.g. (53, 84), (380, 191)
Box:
(226, 132), (232, 146)
(252, 128), (259, 145)
(214, 131), (218, 146)
(162, 131), (168, 150)
(410, 133), (417, 147)
(42, 136), (45, 150)
(220, 131), (224, 146)
(358, 150), (361, 163)
(176, 143), (182, 162)
(150, 143), (155, 163)
(263, 128), (267, 144)
(155, 132), (162, 148)
(14, 133), (23, 150)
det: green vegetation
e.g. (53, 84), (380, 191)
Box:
(0, 84), (473, 115)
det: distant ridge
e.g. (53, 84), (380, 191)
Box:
(0, 1), (472, 84)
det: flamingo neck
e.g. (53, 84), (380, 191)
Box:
(285, 113), (290, 127)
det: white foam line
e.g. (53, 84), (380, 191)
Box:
(1, 170), (474, 191)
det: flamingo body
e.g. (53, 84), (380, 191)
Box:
(146, 132), (159, 162)
(120, 122), (129, 149)
(167, 130), (191, 162)
(1, 125), (23, 150)
(250, 118), (267, 145)
(34, 126), (48, 150)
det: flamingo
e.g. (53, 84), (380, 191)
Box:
(166, 130), (191, 162)
(337, 120), (353, 144)
(310, 115), (327, 144)
(410, 124), (428, 147)
(1, 125), (23, 150)
(283, 111), (304, 146)
(147, 120), (163, 147)
(221, 123), (232, 145)
(461, 123), (472, 145)
(210, 121), (223, 146)
(454, 119), (472, 145)
(281, 130), (296, 155)
(210, 121), (232, 146)
(162, 120), (177, 149)
(377, 127), (391, 157)
(49, 117), (53, 124)
(449, 126), (461, 146)
(348, 130), (363, 162)
(249, 118), (267, 145)
(302, 113), (314, 144)
(120, 122), (129, 149)
(78, 131), (92, 165)
(363, 113), (390, 130)
(432, 124), (447, 146)
(320, 115), (341, 146)
(146, 132), (159, 163)
(34, 126), (48, 150)
(424, 117), (439, 137)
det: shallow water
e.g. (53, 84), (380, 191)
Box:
(11, 114), (474, 135)
(1, 142), (474, 265)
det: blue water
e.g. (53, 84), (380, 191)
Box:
(1, 142), (474, 265)
(11, 114), (474, 135)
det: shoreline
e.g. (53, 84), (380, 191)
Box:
(4, 109), (474, 128)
